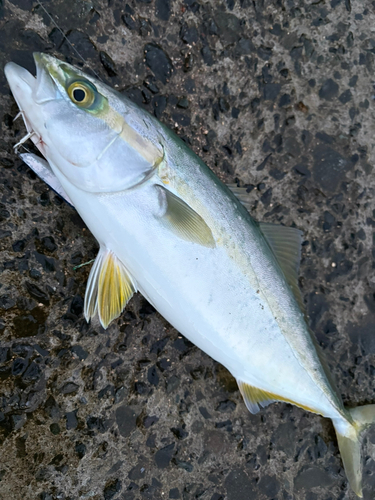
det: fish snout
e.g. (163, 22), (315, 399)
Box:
(5, 58), (56, 154)
(4, 61), (36, 94)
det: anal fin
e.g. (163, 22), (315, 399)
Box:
(84, 247), (137, 329)
(237, 380), (276, 414)
(237, 380), (320, 415)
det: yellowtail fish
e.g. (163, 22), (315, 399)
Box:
(4, 53), (375, 497)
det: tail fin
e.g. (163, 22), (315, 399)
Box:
(333, 404), (375, 498)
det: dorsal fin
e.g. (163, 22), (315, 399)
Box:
(226, 183), (252, 211)
(258, 222), (305, 315)
(258, 224), (341, 407)
(84, 247), (137, 328)
(226, 184), (305, 313)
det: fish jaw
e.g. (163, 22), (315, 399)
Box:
(4, 59), (50, 156)
(5, 54), (106, 174)
(4, 61), (37, 112)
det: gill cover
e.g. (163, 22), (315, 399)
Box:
(32, 53), (163, 193)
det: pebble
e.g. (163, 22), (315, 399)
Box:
(154, 443), (175, 468)
(144, 43), (173, 84)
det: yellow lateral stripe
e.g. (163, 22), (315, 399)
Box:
(102, 103), (163, 166)
(119, 121), (161, 165)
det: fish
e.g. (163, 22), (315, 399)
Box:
(4, 53), (375, 497)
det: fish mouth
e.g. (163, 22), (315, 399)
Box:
(4, 53), (58, 155)
(4, 60), (37, 95)
(4, 60), (36, 138)
(4, 52), (58, 103)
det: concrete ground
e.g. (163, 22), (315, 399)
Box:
(0, 0), (375, 499)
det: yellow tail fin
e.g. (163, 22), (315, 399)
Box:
(333, 404), (375, 497)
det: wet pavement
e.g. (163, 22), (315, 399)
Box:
(0, 0), (375, 499)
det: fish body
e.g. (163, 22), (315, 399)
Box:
(53, 123), (340, 419)
(4, 53), (375, 497)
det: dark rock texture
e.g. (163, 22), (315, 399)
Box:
(0, 0), (374, 499)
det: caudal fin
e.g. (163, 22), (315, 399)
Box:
(333, 404), (375, 497)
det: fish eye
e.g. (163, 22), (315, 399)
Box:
(67, 81), (96, 108)
(73, 87), (86, 102)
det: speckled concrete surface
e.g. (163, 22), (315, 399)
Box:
(0, 0), (375, 499)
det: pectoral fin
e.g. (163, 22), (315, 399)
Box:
(84, 247), (137, 329)
(155, 185), (215, 248)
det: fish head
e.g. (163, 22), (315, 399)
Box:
(4, 53), (162, 193)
